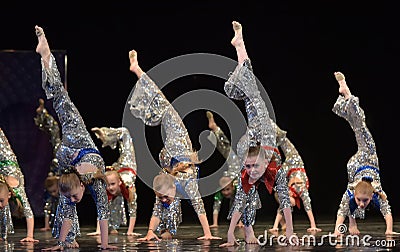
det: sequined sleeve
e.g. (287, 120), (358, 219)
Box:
(87, 179), (110, 220)
(378, 190), (392, 217)
(151, 197), (182, 235)
(0, 205), (13, 240)
(128, 73), (193, 165)
(299, 188), (312, 211)
(213, 191), (223, 214)
(52, 194), (80, 242)
(183, 177), (206, 215)
(225, 59), (276, 165)
(274, 168), (291, 209)
(337, 191), (351, 217)
(228, 179), (261, 226)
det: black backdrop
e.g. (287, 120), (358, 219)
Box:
(0, 2), (398, 227)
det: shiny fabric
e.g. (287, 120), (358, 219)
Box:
(0, 129), (34, 240)
(92, 126), (138, 226)
(224, 59), (290, 226)
(34, 104), (62, 175)
(333, 95), (391, 218)
(274, 123), (312, 212)
(128, 73), (206, 235)
(109, 195), (127, 231)
(208, 127), (240, 215)
(41, 55), (109, 243)
(128, 73), (195, 168)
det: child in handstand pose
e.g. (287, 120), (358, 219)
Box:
(220, 21), (295, 247)
(127, 49), (221, 241)
(206, 111), (242, 228)
(34, 98), (61, 232)
(269, 122), (321, 233)
(35, 25), (117, 250)
(0, 128), (39, 242)
(332, 72), (399, 236)
(88, 126), (140, 236)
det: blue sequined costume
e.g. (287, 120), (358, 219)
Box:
(129, 73), (206, 235)
(333, 95), (391, 219)
(40, 54), (109, 244)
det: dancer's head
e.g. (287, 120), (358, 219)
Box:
(219, 176), (235, 198)
(44, 175), (59, 198)
(59, 172), (85, 203)
(0, 175), (24, 217)
(153, 173), (176, 206)
(105, 170), (122, 196)
(354, 180), (374, 209)
(244, 144), (268, 182)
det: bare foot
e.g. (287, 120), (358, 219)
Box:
(36, 98), (45, 114)
(334, 72), (351, 99)
(35, 25), (51, 66)
(129, 50), (143, 78)
(231, 21), (244, 48)
(206, 111), (218, 131)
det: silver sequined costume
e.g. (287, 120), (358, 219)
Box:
(333, 95), (391, 219)
(41, 55), (109, 243)
(92, 126), (138, 230)
(274, 122), (312, 214)
(0, 128), (34, 240)
(34, 103), (61, 228)
(34, 102), (61, 176)
(224, 59), (290, 226)
(129, 73), (206, 235)
(207, 127), (240, 216)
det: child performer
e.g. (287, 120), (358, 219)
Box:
(269, 122), (321, 233)
(35, 25), (117, 250)
(332, 72), (399, 236)
(89, 126), (140, 236)
(0, 128), (39, 242)
(127, 49), (221, 241)
(220, 21), (294, 247)
(34, 98), (61, 232)
(206, 111), (242, 228)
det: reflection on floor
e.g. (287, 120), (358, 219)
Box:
(2, 218), (399, 251)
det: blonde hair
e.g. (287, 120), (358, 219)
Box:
(0, 182), (24, 218)
(153, 173), (175, 194)
(355, 180), (387, 201)
(219, 176), (233, 188)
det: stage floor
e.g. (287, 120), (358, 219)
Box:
(2, 218), (400, 251)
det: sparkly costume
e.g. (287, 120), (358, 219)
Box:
(34, 102), (61, 229)
(0, 129), (34, 240)
(129, 73), (206, 235)
(40, 54), (109, 244)
(92, 126), (138, 231)
(207, 127), (240, 216)
(34, 102), (61, 176)
(224, 59), (290, 226)
(274, 122), (311, 213)
(333, 95), (391, 219)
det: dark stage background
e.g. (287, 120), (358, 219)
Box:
(1, 2), (398, 228)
